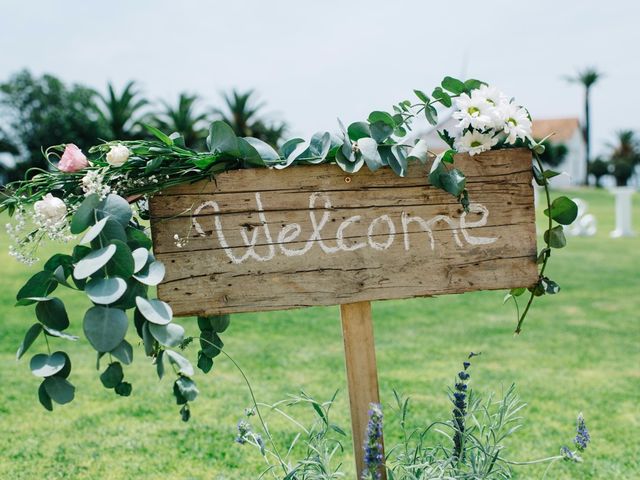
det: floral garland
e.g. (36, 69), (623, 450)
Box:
(0, 76), (577, 417)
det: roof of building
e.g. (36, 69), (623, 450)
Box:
(532, 117), (581, 142)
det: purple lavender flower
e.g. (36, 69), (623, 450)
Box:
(561, 445), (583, 463)
(573, 413), (590, 451)
(362, 403), (384, 480)
(235, 419), (251, 445)
(458, 371), (470, 381)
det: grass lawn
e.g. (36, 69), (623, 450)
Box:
(0, 187), (638, 479)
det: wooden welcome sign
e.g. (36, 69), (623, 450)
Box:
(149, 148), (537, 477)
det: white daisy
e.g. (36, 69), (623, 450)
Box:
(500, 103), (532, 144)
(452, 92), (493, 131)
(454, 130), (499, 156)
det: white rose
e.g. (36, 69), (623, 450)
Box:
(34, 193), (67, 223)
(106, 145), (130, 167)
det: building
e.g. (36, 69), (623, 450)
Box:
(532, 117), (585, 187)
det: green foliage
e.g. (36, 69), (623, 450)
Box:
(95, 81), (149, 140)
(0, 70), (109, 181)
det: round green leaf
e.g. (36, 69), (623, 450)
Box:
(197, 352), (214, 374)
(110, 340), (133, 365)
(135, 297), (172, 325)
(17, 323), (43, 360)
(35, 297), (70, 331)
(85, 277), (127, 305)
(149, 322), (185, 348)
(30, 352), (66, 377)
(83, 306), (129, 352)
(43, 376), (75, 405)
(114, 382), (132, 397)
(207, 121), (239, 156)
(38, 382), (53, 411)
(98, 194), (132, 227)
(347, 122), (371, 141)
(132, 248), (149, 273)
(544, 225), (567, 249)
(165, 350), (194, 376)
(175, 376), (199, 402)
(16, 270), (57, 304)
(544, 196), (578, 225)
(70, 194), (101, 234)
(73, 244), (117, 280)
(97, 218), (128, 244)
(53, 351), (72, 379)
(106, 240), (134, 279)
(80, 216), (109, 244)
(100, 362), (123, 388)
(133, 261), (165, 286)
(243, 137), (281, 166)
(357, 137), (383, 172)
(368, 111), (395, 127)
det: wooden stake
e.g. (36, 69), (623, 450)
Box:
(340, 301), (386, 480)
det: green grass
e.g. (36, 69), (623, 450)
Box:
(1, 187), (639, 479)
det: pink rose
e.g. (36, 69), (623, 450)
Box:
(58, 144), (88, 173)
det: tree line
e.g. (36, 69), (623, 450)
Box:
(0, 70), (287, 182)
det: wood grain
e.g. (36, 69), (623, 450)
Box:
(341, 301), (385, 480)
(149, 148), (538, 316)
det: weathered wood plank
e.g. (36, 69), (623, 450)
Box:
(340, 302), (385, 480)
(149, 149), (538, 316)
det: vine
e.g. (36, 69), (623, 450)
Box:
(0, 76), (577, 417)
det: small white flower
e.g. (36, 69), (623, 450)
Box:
(500, 103), (532, 144)
(454, 131), (499, 156)
(34, 194), (67, 223)
(81, 170), (112, 199)
(452, 92), (494, 131)
(106, 144), (130, 167)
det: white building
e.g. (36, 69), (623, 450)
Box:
(532, 117), (586, 187)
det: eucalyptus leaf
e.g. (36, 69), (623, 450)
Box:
(175, 376), (199, 402)
(73, 244), (116, 280)
(97, 218), (128, 244)
(544, 225), (567, 249)
(156, 350), (165, 379)
(347, 122), (371, 141)
(440, 169), (467, 197)
(243, 137), (281, 166)
(368, 111), (395, 127)
(207, 121), (239, 156)
(35, 297), (69, 331)
(106, 240), (135, 279)
(110, 340), (133, 365)
(307, 132), (332, 163)
(16, 271), (57, 304)
(16, 323), (43, 360)
(70, 194), (101, 234)
(135, 297), (172, 325)
(38, 382), (53, 411)
(98, 194), (132, 227)
(85, 277), (127, 305)
(165, 350), (194, 377)
(369, 121), (394, 143)
(142, 322), (155, 356)
(83, 306), (129, 352)
(131, 248), (149, 273)
(407, 139), (429, 164)
(42, 325), (79, 342)
(197, 351), (213, 373)
(114, 382), (132, 397)
(30, 352), (66, 377)
(357, 137), (383, 172)
(80, 216), (109, 244)
(126, 227), (152, 250)
(100, 362), (123, 388)
(149, 322), (185, 348)
(43, 377), (75, 405)
(237, 137), (264, 166)
(544, 196), (578, 225)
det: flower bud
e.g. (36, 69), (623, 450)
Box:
(106, 145), (130, 167)
(34, 193), (67, 223)
(58, 144), (88, 173)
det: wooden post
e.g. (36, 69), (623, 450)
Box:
(340, 301), (386, 480)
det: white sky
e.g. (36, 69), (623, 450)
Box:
(1, 0), (638, 155)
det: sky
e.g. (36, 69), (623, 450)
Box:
(1, 0), (638, 155)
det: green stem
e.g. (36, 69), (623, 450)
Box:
(196, 336), (289, 477)
(515, 152), (553, 334)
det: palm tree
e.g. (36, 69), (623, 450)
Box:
(609, 130), (640, 186)
(96, 81), (148, 140)
(214, 89), (287, 147)
(565, 67), (603, 186)
(153, 93), (209, 150)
